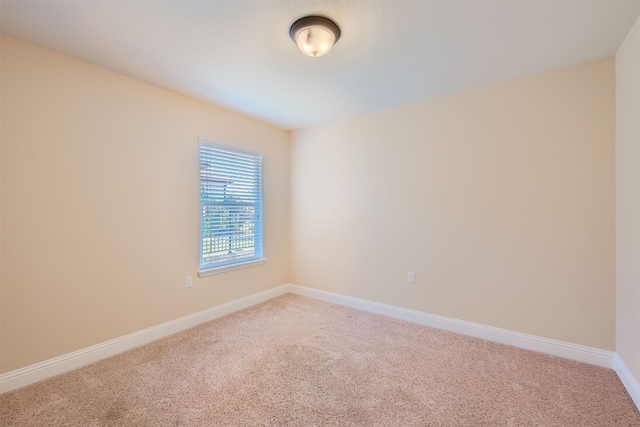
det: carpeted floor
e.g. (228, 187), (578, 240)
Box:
(1, 294), (639, 426)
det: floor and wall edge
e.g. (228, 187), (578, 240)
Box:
(0, 284), (290, 393)
(285, 284), (615, 368)
(613, 353), (640, 410)
(286, 284), (640, 409)
(2, 283), (635, 410)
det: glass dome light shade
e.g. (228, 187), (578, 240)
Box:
(290, 16), (341, 57)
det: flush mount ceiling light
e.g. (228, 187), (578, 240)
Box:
(289, 16), (341, 57)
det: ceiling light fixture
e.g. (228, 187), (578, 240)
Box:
(289, 16), (341, 57)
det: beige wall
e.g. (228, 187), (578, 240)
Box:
(291, 57), (616, 350)
(0, 31), (621, 374)
(0, 35), (290, 373)
(616, 16), (640, 381)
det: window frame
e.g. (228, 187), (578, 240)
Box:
(198, 137), (266, 276)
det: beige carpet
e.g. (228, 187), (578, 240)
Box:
(1, 294), (639, 426)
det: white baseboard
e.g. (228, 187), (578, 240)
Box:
(614, 354), (640, 409)
(285, 284), (615, 368)
(3, 282), (634, 410)
(292, 283), (639, 411)
(0, 284), (290, 394)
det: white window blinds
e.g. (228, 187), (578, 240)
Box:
(199, 141), (263, 270)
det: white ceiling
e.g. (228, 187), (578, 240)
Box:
(2, 1), (639, 130)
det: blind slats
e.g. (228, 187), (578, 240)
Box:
(199, 142), (263, 269)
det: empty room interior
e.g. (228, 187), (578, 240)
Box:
(2, 0), (640, 425)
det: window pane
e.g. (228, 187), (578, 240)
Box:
(199, 141), (263, 270)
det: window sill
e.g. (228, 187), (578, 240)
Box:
(198, 258), (267, 277)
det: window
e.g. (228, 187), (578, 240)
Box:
(199, 139), (264, 274)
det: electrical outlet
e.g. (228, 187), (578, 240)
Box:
(185, 276), (193, 288)
(407, 272), (415, 283)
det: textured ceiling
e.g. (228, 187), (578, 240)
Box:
(2, 1), (639, 130)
